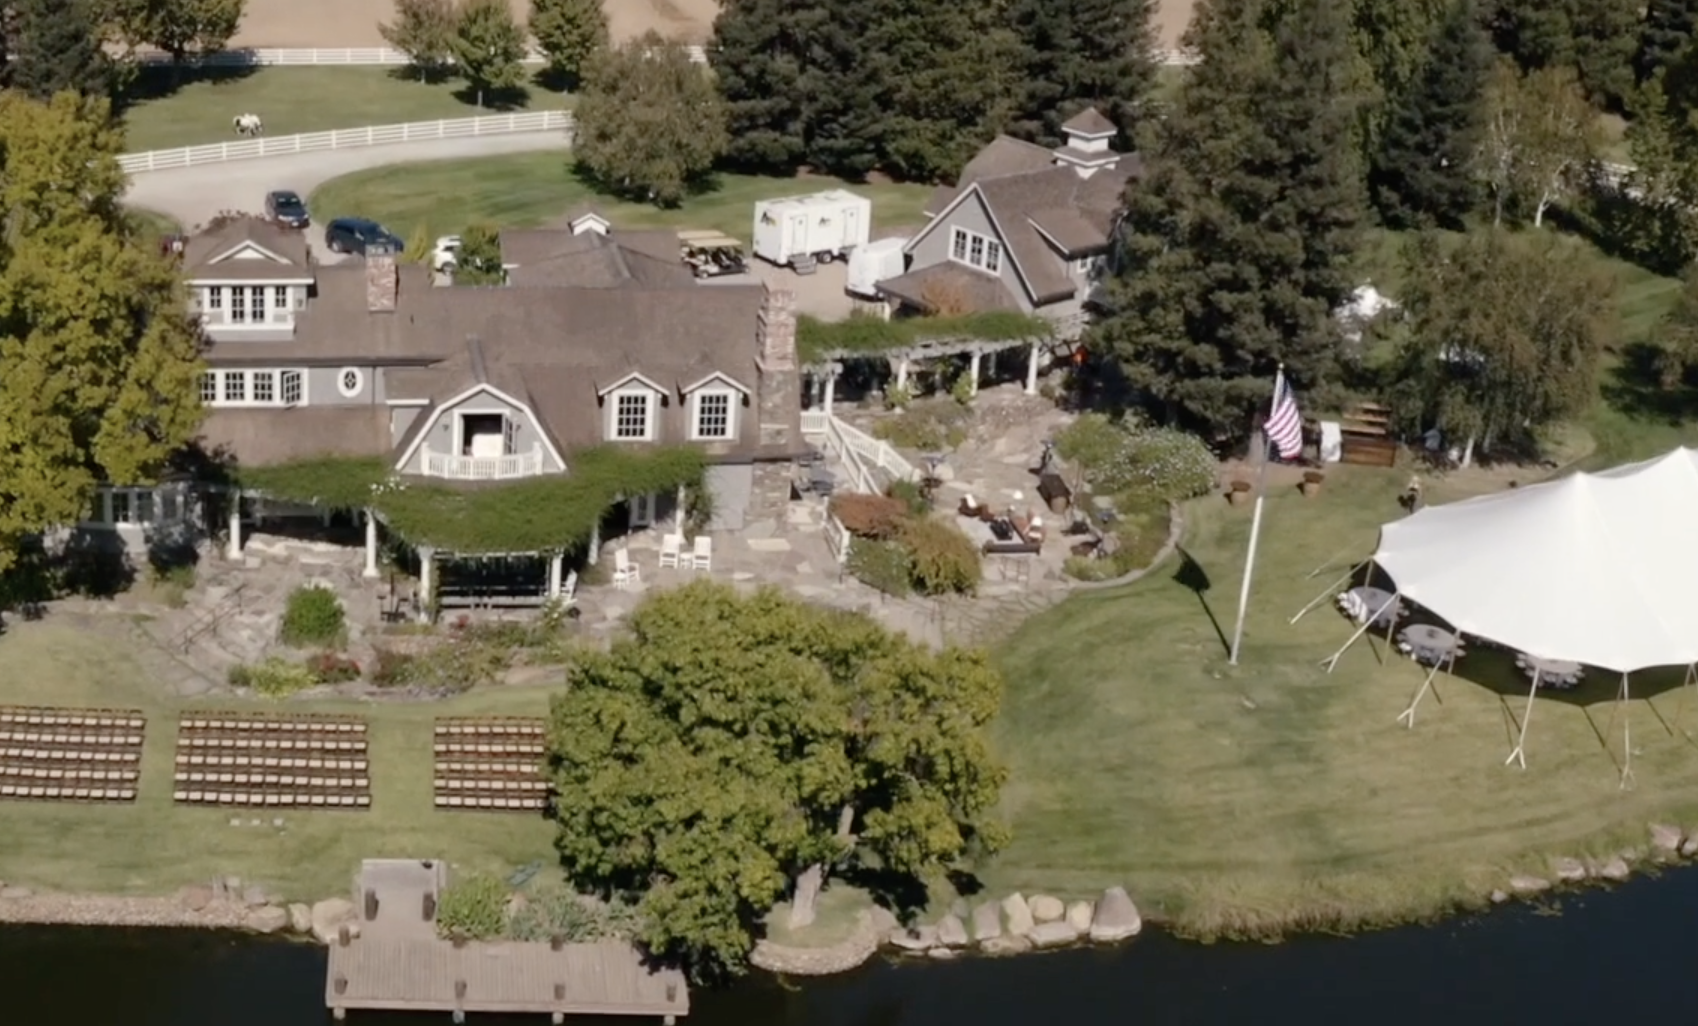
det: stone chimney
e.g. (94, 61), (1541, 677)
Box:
(753, 287), (803, 518)
(366, 241), (398, 313)
(756, 287), (797, 370)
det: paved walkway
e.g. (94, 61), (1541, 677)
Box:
(124, 132), (570, 257)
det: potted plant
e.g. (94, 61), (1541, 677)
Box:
(1227, 480), (1253, 506)
(1300, 470), (1325, 497)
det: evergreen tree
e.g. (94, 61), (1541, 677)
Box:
(1090, 0), (1368, 437)
(10, 0), (108, 100)
(1369, 0), (1491, 229)
(1637, 0), (1698, 85)
(708, 0), (817, 173)
(449, 0), (527, 107)
(574, 34), (728, 205)
(529, 0), (607, 89)
(1006, 0), (1160, 147)
(1485, 0), (1639, 107)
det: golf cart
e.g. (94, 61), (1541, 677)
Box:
(678, 230), (748, 279)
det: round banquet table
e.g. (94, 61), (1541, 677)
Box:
(1398, 624), (1463, 665)
(1517, 653), (1583, 691)
(1347, 586), (1402, 628)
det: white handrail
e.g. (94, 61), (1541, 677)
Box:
(118, 110), (573, 173)
(421, 444), (544, 480)
(823, 512), (851, 565)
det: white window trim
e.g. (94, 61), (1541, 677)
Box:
(609, 387), (657, 442)
(337, 367), (364, 398)
(452, 408), (515, 456)
(948, 226), (1003, 275)
(689, 388), (737, 441)
(82, 485), (172, 529)
(201, 368), (310, 408)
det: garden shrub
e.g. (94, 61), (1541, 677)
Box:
(279, 585), (345, 646)
(368, 639), (509, 693)
(435, 873), (509, 941)
(1055, 414), (1218, 503)
(1061, 499), (1174, 582)
(885, 479), (931, 517)
(846, 539), (914, 597)
(899, 517), (981, 595)
(831, 493), (909, 540)
(305, 651), (361, 684)
(227, 657), (318, 697)
(507, 883), (647, 943)
(871, 398), (972, 451)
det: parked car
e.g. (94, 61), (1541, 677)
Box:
(325, 217), (403, 256)
(431, 235), (462, 273)
(264, 189), (311, 229)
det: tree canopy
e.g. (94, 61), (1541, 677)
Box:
(1478, 61), (1599, 226)
(109, 0), (244, 70)
(546, 580), (1007, 977)
(1637, 0), (1698, 85)
(449, 0), (527, 106)
(528, 0), (607, 89)
(11, 0), (110, 101)
(380, 0), (458, 81)
(1484, 0), (1639, 107)
(573, 33), (728, 206)
(1006, 0), (1160, 148)
(0, 93), (205, 574)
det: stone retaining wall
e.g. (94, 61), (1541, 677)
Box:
(749, 907), (898, 976)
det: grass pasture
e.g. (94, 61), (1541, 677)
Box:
(119, 67), (565, 153)
(307, 155), (935, 246)
(0, 619), (557, 901)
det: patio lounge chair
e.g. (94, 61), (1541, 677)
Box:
(691, 535), (713, 571)
(612, 548), (640, 589)
(658, 532), (684, 568)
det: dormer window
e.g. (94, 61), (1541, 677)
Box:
(691, 390), (735, 440)
(613, 390), (654, 440)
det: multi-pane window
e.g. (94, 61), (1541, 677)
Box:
(222, 371), (247, 402)
(613, 392), (651, 440)
(281, 370), (303, 405)
(206, 287), (223, 311)
(251, 370), (275, 404)
(949, 227), (1003, 274)
(272, 286), (288, 318)
(201, 369), (307, 407)
(249, 286), (267, 322)
(84, 486), (174, 528)
(693, 392), (733, 439)
(230, 287), (247, 323)
(199, 372), (218, 403)
(109, 489), (132, 524)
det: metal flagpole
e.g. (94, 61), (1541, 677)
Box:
(1228, 367), (1284, 666)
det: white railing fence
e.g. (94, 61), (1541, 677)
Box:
(800, 411), (917, 495)
(833, 416), (918, 486)
(798, 410), (828, 435)
(119, 110), (574, 173)
(422, 445), (544, 481)
(823, 512), (851, 565)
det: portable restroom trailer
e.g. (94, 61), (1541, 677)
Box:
(752, 190), (872, 268)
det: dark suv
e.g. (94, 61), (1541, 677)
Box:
(264, 189), (310, 229)
(325, 217), (403, 256)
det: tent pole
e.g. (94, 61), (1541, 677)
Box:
(1620, 673), (1635, 790)
(1397, 648), (1452, 729)
(1505, 670), (1540, 769)
(1289, 562), (1364, 625)
(1304, 541), (1371, 580)
(1322, 592), (1400, 673)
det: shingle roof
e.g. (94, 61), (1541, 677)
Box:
(196, 407), (391, 467)
(499, 228), (694, 288)
(1061, 107), (1117, 137)
(183, 217), (311, 280)
(878, 263), (1020, 315)
(924, 135), (1056, 216)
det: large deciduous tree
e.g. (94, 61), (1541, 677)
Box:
(546, 581), (1007, 977)
(1618, 50), (1698, 271)
(110, 0), (244, 72)
(1385, 229), (1612, 460)
(1478, 62), (1600, 226)
(528, 0), (606, 89)
(1006, 0), (1160, 148)
(1089, 0), (1368, 438)
(449, 0), (527, 107)
(0, 93), (205, 574)
(573, 33), (727, 206)
(379, 0), (457, 82)
(1369, 0), (1491, 229)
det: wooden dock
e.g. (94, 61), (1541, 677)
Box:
(326, 858), (688, 1023)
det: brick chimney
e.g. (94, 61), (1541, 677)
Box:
(756, 287), (796, 370)
(366, 241), (398, 313)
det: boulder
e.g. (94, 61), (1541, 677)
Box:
(1508, 875), (1551, 895)
(927, 947), (959, 960)
(1597, 856), (1631, 882)
(177, 885), (213, 911)
(1001, 893), (1035, 937)
(1029, 921), (1081, 949)
(1066, 900), (1094, 933)
(1490, 889), (1509, 904)
(242, 885), (270, 908)
(1551, 858), (1587, 883)
(1650, 823), (1683, 854)
(1683, 836), (1698, 858)
(1088, 887), (1142, 942)
(887, 925), (938, 952)
(288, 903), (312, 934)
(1029, 895), (1064, 923)
(980, 934), (1033, 956)
(245, 906), (290, 934)
(310, 897), (356, 945)
(936, 915), (970, 948)
(971, 902), (1002, 944)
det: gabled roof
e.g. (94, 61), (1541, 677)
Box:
(183, 217), (310, 280)
(924, 135), (1056, 216)
(499, 228), (693, 289)
(1062, 107), (1117, 137)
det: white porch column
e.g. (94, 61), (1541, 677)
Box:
(547, 554), (563, 599)
(823, 372), (837, 415)
(226, 494), (242, 560)
(1024, 342), (1041, 395)
(895, 358), (909, 391)
(675, 483), (688, 528)
(968, 351), (982, 397)
(587, 523), (600, 566)
(362, 509), (380, 578)
(417, 548), (435, 623)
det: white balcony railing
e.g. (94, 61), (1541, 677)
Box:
(422, 444), (544, 480)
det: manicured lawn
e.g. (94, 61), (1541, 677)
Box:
(0, 619), (557, 902)
(308, 154), (935, 244)
(119, 67), (566, 153)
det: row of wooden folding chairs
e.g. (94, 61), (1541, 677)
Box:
(174, 790), (371, 807)
(179, 737), (365, 752)
(434, 777), (550, 792)
(182, 715), (364, 733)
(1, 748), (138, 763)
(176, 753), (367, 771)
(434, 721), (544, 737)
(433, 742), (544, 756)
(434, 795), (547, 810)
(434, 760), (542, 775)
(175, 772), (370, 788)
(1, 784), (136, 801)
(0, 731), (143, 747)
(0, 708), (144, 728)
(1, 767), (138, 782)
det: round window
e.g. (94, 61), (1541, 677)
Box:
(338, 368), (363, 397)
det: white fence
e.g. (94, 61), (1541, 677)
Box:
(800, 410), (917, 495)
(132, 44), (1187, 69)
(118, 110), (574, 174)
(823, 511), (851, 566)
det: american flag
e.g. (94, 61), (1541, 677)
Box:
(1264, 370), (1303, 460)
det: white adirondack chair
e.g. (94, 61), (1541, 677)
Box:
(691, 535), (713, 571)
(612, 548), (640, 589)
(658, 532), (684, 569)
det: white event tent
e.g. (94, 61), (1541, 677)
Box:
(1328, 447), (1698, 782)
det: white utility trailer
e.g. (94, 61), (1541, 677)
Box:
(752, 190), (872, 270)
(846, 236), (909, 298)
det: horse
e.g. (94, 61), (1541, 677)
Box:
(232, 113), (263, 137)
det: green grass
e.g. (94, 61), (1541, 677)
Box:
(307, 154), (934, 246)
(119, 67), (566, 153)
(0, 619), (557, 902)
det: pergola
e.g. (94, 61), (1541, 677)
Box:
(801, 333), (1057, 412)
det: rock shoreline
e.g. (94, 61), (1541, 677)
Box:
(0, 879), (358, 942)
